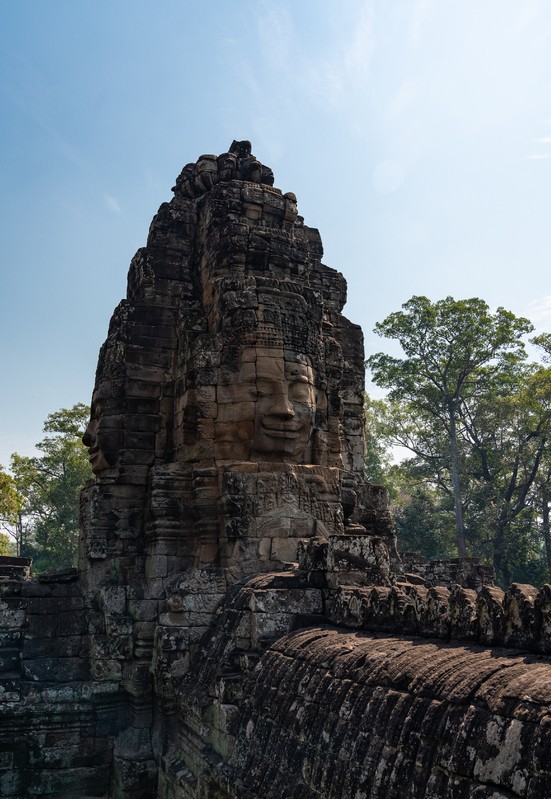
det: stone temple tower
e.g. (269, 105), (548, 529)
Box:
(79, 137), (394, 601)
(76, 139), (395, 793)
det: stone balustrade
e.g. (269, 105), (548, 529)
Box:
(329, 580), (551, 653)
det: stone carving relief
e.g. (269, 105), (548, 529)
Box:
(82, 395), (119, 473)
(215, 345), (321, 463)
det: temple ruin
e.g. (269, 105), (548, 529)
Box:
(2, 142), (551, 798)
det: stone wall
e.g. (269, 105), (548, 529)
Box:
(399, 552), (495, 590)
(147, 567), (551, 799)
(228, 628), (551, 798)
(0, 570), (120, 798)
(329, 581), (551, 652)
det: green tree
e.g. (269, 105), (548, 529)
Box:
(364, 395), (394, 486)
(532, 458), (551, 579)
(463, 364), (551, 584)
(0, 532), (15, 555)
(517, 335), (551, 581)
(10, 403), (92, 572)
(392, 477), (457, 561)
(0, 465), (26, 554)
(365, 367), (551, 585)
(533, 333), (551, 361)
(364, 394), (456, 558)
(367, 296), (533, 571)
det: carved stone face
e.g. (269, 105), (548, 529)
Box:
(82, 397), (119, 473)
(217, 346), (318, 462)
(252, 349), (316, 460)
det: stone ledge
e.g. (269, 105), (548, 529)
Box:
(329, 582), (551, 653)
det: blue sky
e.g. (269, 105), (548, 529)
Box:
(1, 0), (551, 466)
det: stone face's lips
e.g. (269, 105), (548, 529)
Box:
(261, 424), (302, 437)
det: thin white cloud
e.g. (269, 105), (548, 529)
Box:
(252, 0), (375, 113)
(526, 153), (551, 160)
(304, 1), (375, 111)
(104, 195), (121, 213)
(345, 1), (376, 79)
(535, 136), (551, 144)
(372, 160), (405, 194)
(250, 117), (283, 163)
(4, 83), (91, 173)
(254, 2), (294, 73)
(526, 296), (551, 325)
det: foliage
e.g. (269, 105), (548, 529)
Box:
(367, 295), (533, 563)
(364, 395), (394, 487)
(0, 465), (26, 554)
(9, 404), (92, 572)
(463, 364), (551, 583)
(366, 296), (551, 587)
(390, 467), (457, 561)
(0, 531), (15, 555)
(364, 395), (457, 559)
(533, 333), (551, 361)
(0, 466), (21, 521)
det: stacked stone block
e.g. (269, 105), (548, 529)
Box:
(0, 572), (119, 798)
(226, 628), (551, 799)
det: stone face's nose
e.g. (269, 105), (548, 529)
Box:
(269, 391), (295, 418)
(82, 427), (92, 448)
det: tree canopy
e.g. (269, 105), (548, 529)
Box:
(367, 296), (551, 586)
(2, 403), (92, 572)
(0, 465), (25, 555)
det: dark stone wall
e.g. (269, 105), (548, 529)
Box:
(148, 571), (551, 799)
(228, 628), (551, 798)
(328, 581), (551, 652)
(0, 572), (121, 797)
(4, 559), (551, 797)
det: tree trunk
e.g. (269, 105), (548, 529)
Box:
(542, 492), (551, 581)
(493, 510), (512, 588)
(16, 513), (22, 556)
(448, 412), (467, 558)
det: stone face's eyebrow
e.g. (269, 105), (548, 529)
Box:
(286, 365), (311, 375)
(255, 355), (285, 380)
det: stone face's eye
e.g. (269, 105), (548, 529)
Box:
(256, 381), (273, 398)
(288, 380), (313, 402)
(285, 364), (314, 404)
